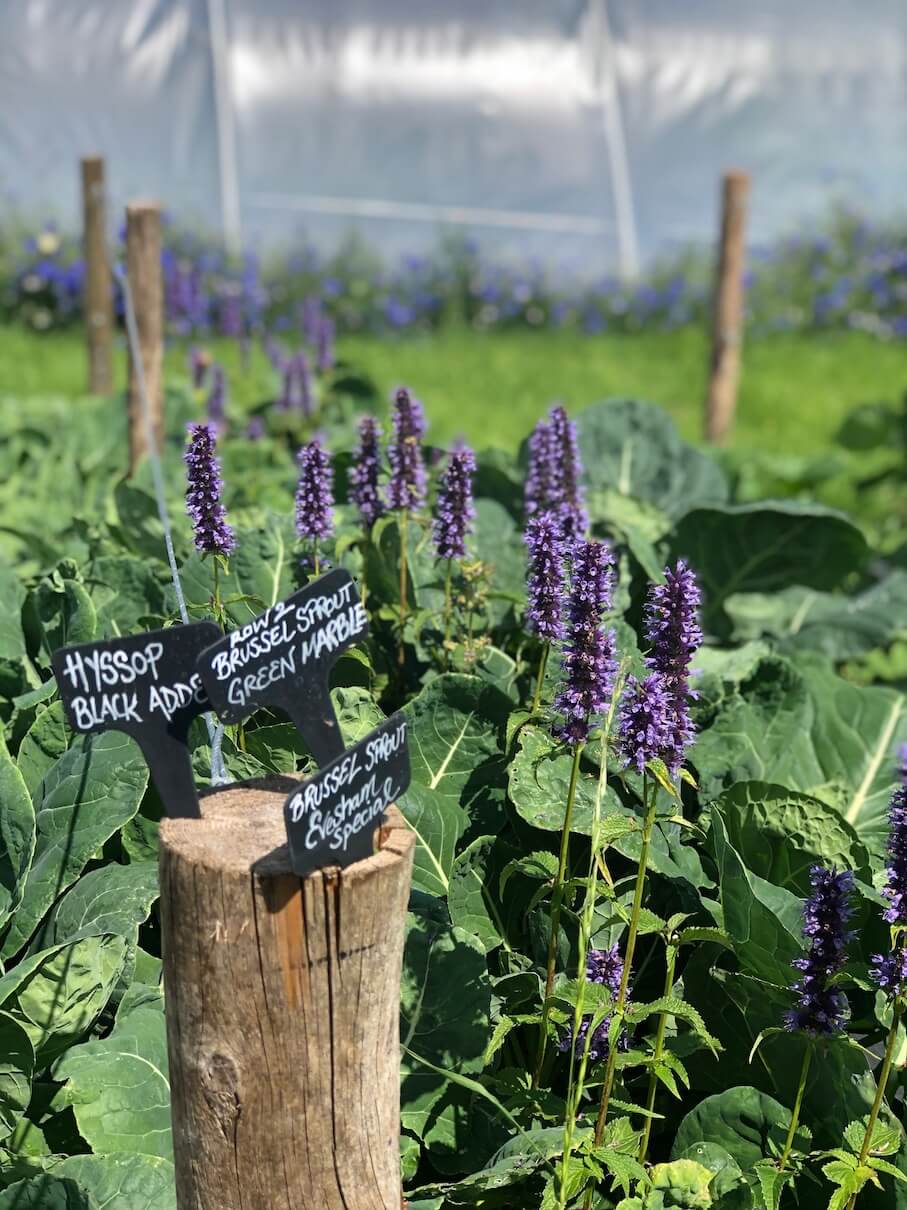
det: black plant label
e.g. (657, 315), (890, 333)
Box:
(196, 568), (368, 766)
(283, 712), (410, 875)
(52, 622), (221, 819)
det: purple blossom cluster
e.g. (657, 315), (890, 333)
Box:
(553, 540), (618, 744)
(349, 416), (385, 530)
(784, 866), (854, 1036)
(524, 406), (587, 541)
(881, 781), (907, 926)
(870, 948), (907, 1001)
(558, 946), (626, 1064)
(524, 512), (565, 641)
(618, 672), (673, 774)
(387, 388), (428, 511)
(433, 445), (476, 560)
(184, 423), (236, 557)
(642, 560), (703, 773)
(295, 439), (334, 543)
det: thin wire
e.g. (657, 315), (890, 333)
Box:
(115, 263), (230, 786)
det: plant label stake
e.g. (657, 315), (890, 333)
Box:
(196, 568), (368, 766)
(283, 712), (411, 876)
(52, 621), (221, 819)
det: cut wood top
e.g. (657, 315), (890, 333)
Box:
(160, 775), (412, 882)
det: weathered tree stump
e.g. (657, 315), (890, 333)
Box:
(159, 779), (414, 1209)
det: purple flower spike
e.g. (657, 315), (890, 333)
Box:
(524, 512), (565, 641)
(387, 387), (427, 511)
(559, 946), (628, 1063)
(189, 346), (210, 390)
(206, 364), (226, 429)
(296, 351), (314, 417)
(618, 672), (673, 774)
(882, 780), (907, 926)
(432, 444), (476, 560)
(246, 416), (265, 441)
(549, 405), (588, 542)
(317, 314), (336, 373)
(184, 423), (236, 557)
(523, 406), (587, 541)
(554, 540), (618, 744)
(871, 949), (907, 1001)
(644, 560), (703, 772)
(784, 865), (854, 1035)
(295, 439), (334, 543)
(349, 415), (385, 530)
(524, 418), (558, 521)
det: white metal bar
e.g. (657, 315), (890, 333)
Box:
(207, 0), (242, 255)
(589, 0), (641, 279)
(245, 192), (612, 236)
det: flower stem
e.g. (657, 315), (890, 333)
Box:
(592, 775), (657, 1146)
(846, 1008), (902, 1210)
(398, 509), (409, 666)
(778, 1042), (813, 1171)
(638, 942), (678, 1164)
(533, 741), (583, 1089)
(532, 643), (550, 717)
(558, 673), (626, 1210)
(442, 557), (453, 668)
(313, 544), (320, 577)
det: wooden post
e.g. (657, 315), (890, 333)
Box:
(125, 200), (164, 474)
(159, 780), (414, 1210)
(80, 156), (114, 394)
(705, 170), (750, 445)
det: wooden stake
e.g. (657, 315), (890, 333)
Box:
(705, 170), (750, 445)
(159, 781), (414, 1210)
(125, 200), (164, 474)
(80, 156), (113, 394)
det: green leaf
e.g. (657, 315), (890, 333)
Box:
(33, 575), (97, 655)
(670, 502), (867, 633)
(170, 514), (296, 625)
(866, 1157), (907, 1184)
(16, 700), (67, 796)
(716, 781), (871, 895)
(0, 935), (129, 1065)
(401, 912), (491, 1138)
(628, 996), (720, 1054)
(0, 1175), (90, 1209)
(84, 555), (166, 636)
(32, 861), (159, 950)
(52, 982), (171, 1158)
(400, 675), (510, 891)
(2, 731), (149, 958)
(752, 1159), (792, 1210)
(708, 812), (803, 986)
(449, 836), (507, 952)
(672, 1086), (804, 1169)
(725, 573), (907, 661)
(0, 556), (26, 664)
(647, 1159), (713, 1208)
(0, 728), (36, 935)
(54, 1153), (177, 1210)
(508, 727), (622, 834)
(0, 1010), (34, 1143)
(843, 1116), (901, 1157)
(575, 398), (728, 520)
(695, 654), (907, 857)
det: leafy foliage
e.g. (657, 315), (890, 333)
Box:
(0, 384), (906, 1210)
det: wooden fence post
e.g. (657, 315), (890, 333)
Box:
(80, 156), (114, 395)
(125, 200), (164, 474)
(159, 781), (414, 1210)
(704, 170), (750, 445)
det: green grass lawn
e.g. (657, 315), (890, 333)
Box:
(1, 322), (904, 454)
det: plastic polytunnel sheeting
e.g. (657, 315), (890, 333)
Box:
(0, 0), (220, 228)
(1, 0), (906, 273)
